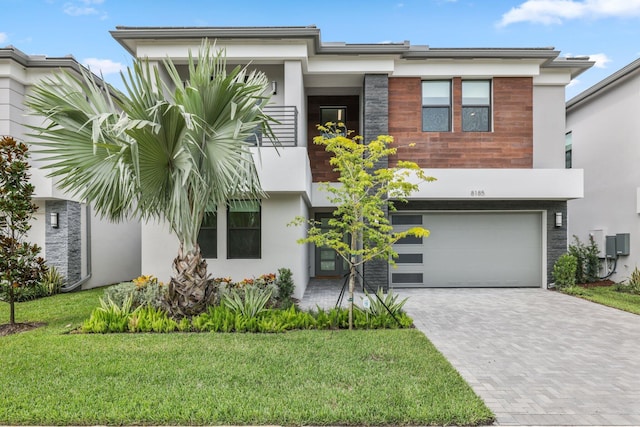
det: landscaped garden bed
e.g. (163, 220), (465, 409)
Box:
(0, 286), (494, 426)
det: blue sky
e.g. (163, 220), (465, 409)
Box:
(2, 0), (640, 99)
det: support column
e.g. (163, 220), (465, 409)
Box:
(362, 74), (390, 291)
(45, 200), (81, 284)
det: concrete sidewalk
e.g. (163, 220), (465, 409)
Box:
(301, 283), (640, 426)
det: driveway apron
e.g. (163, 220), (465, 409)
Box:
(399, 288), (640, 426)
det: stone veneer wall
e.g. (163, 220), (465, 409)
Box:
(362, 74), (390, 291)
(45, 200), (81, 284)
(395, 200), (568, 284)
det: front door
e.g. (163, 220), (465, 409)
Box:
(315, 213), (348, 277)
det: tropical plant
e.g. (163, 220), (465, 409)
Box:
(221, 286), (272, 318)
(81, 295), (138, 333)
(26, 41), (275, 318)
(358, 288), (409, 317)
(40, 266), (64, 296)
(0, 136), (48, 324)
(290, 125), (434, 328)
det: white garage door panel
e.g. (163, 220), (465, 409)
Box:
(392, 212), (543, 288)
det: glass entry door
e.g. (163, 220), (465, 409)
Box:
(315, 213), (348, 277)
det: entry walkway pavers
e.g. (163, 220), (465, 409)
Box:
(301, 283), (640, 426)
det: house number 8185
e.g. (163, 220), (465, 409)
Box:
(470, 190), (486, 196)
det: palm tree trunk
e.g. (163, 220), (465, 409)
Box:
(165, 244), (214, 318)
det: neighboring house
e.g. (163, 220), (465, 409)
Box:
(0, 46), (141, 290)
(566, 58), (640, 283)
(110, 25), (592, 298)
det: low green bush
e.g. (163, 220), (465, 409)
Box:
(103, 275), (166, 310)
(553, 253), (578, 290)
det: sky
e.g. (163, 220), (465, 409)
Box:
(2, 0), (640, 100)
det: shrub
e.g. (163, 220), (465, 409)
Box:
(624, 267), (640, 295)
(103, 275), (166, 310)
(129, 306), (178, 333)
(568, 235), (600, 284)
(553, 253), (578, 290)
(40, 266), (64, 296)
(276, 268), (295, 308)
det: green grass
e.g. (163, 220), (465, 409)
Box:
(564, 285), (640, 315)
(0, 288), (493, 426)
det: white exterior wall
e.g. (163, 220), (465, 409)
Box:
(141, 193), (310, 299)
(567, 74), (640, 282)
(26, 200), (47, 253)
(533, 85), (566, 168)
(85, 211), (142, 288)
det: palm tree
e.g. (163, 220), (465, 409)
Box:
(26, 42), (274, 317)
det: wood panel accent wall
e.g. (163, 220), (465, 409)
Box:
(388, 77), (533, 168)
(307, 95), (360, 182)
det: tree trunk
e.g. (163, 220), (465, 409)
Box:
(348, 263), (356, 330)
(9, 285), (15, 325)
(165, 244), (214, 318)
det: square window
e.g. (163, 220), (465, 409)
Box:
(320, 107), (347, 135)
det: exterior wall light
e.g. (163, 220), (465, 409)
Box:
(555, 212), (562, 227)
(271, 81), (277, 95)
(50, 212), (59, 229)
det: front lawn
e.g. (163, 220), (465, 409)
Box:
(0, 288), (493, 426)
(563, 285), (640, 315)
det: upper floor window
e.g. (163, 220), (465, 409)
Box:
(197, 211), (217, 258)
(227, 200), (261, 259)
(462, 80), (491, 132)
(320, 106), (347, 135)
(565, 131), (572, 169)
(422, 80), (451, 132)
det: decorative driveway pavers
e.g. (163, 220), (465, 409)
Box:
(399, 288), (640, 426)
(301, 283), (640, 426)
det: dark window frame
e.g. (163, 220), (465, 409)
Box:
(197, 211), (217, 259)
(422, 80), (452, 132)
(565, 131), (572, 169)
(319, 106), (347, 135)
(227, 200), (261, 259)
(461, 80), (492, 132)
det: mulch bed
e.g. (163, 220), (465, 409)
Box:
(578, 279), (615, 288)
(0, 322), (46, 337)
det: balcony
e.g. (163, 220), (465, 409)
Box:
(251, 105), (298, 147)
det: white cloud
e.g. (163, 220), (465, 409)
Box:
(64, 4), (99, 16)
(82, 58), (125, 76)
(586, 53), (611, 68)
(0, 32), (7, 44)
(567, 78), (580, 88)
(63, 0), (107, 18)
(498, 0), (640, 27)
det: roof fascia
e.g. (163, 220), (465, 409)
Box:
(567, 57), (640, 111)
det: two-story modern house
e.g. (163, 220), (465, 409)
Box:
(109, 26), (592, 298)
(0, 46), (141, 290)
(566, 58), (640, 283)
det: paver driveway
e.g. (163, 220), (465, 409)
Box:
(400, 288), (640, 426)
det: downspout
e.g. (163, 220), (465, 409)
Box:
(61, 204), (91, 292)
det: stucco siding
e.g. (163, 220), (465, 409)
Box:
(567, 72), (640, 282)
(533, 85), (566, 168)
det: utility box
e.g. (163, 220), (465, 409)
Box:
(616, 233), (630, 256)
(606, 235), (617, 258)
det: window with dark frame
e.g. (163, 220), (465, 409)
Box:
(197, 211), (217, 258)
(462, 80), (491, 132)
(565, 131), (572, 169)
(320, 106), (347, 135)
(227, 200), (261, 259)
(422, 80), (451, 132)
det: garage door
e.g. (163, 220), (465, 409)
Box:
(391, 212), (543, 287)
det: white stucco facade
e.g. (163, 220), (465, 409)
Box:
(1, 47), (141, 289)
(567, 59), (640, 282)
